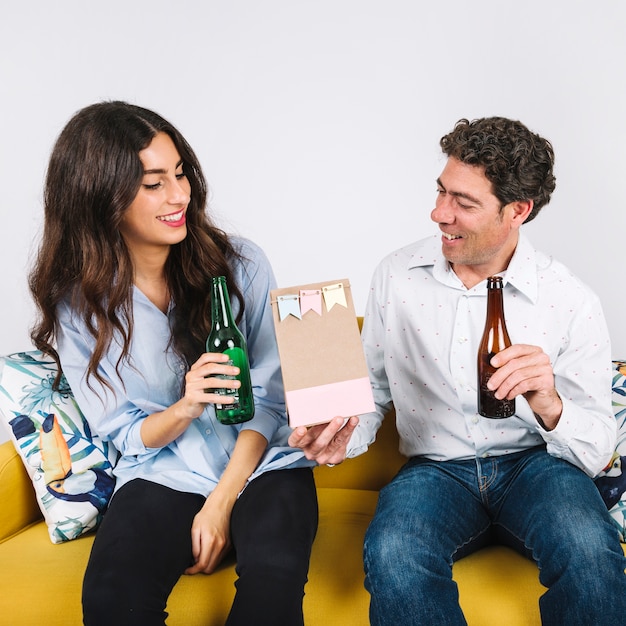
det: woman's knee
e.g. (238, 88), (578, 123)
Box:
(232, 469), (318, 579)
(82, 571), (136, 625)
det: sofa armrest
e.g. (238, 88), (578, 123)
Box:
(0, 440), (41, 542)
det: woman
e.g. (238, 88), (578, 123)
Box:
(29, 101), (318, 625)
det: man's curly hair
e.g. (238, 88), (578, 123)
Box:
(439, 117), (556, 223)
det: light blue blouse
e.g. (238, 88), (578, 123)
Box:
(56, 237), (315, 497)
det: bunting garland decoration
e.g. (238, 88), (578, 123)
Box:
(276, 294), (302, 321)
(299, 289), (323, 316)
(322, 282), (347, 311)
(274, 282), (349, 322)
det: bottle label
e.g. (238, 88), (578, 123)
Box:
(478, 373), (516, 418)
(215, 348), (247, 409)
(213, 347), (254, 424)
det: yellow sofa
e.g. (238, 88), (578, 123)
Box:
(3, 339), (626, 626)
(2, 405), (569, 626)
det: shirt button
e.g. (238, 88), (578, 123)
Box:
(205, 429), (212, 435)
(472, 416), (479, 424)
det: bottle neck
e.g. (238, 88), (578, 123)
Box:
(211, 277), (235, 328)
(486, 277), (505, 323)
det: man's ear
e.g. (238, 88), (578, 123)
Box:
(509, 200), (533, 226)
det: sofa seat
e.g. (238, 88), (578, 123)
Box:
(1, 413), (569, 626)
(2, 401), (625, 625)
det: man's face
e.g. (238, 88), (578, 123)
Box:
(431, 157), (524, 285)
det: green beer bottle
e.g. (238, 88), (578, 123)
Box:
(206, 276), (255, 424)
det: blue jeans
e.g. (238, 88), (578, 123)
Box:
(363, 447), (626, 626)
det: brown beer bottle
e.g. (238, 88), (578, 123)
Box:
(477, 276), (515, 418)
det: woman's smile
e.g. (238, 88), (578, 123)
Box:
(157, 209), (187, 227)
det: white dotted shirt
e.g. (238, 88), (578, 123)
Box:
(348, 233), (616, 478)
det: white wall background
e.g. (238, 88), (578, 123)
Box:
(1, 1), (625, 442)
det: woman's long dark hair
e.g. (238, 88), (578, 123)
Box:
(29, 101), (244, 391)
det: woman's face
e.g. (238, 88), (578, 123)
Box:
(119, 132), (191, 254)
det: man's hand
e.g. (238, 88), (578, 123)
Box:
(288, 416), (359, 465)
(489, 344), (563, 430)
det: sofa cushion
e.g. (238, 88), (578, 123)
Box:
(0, 476), (544, 626)
(594, 361), (626, 541)
(0, 351), (117, 543)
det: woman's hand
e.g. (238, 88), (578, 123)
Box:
(185, 430), (269, 575)
(140, 352), (241, 448)
(178, 353), (241, 421)
(185, 491), (233, 575)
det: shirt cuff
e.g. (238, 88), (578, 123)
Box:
(240, 409), (279, 444)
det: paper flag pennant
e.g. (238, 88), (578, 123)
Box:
(322, 283), (347, 311)
(277, 294), (302, 321)
(300, 289), (322, 316)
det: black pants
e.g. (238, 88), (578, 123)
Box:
(82, 467), (318, 626)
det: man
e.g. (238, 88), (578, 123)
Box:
(290, 117), (626, 625)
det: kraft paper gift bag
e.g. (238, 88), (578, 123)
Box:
(270, 278), (375, 428)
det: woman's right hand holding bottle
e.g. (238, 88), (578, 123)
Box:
(140, 353), (240, 448)
(181, 352), (241, 420)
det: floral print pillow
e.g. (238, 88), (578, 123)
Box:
(0, 352), (117, 543)
(594, 361), (626, 542)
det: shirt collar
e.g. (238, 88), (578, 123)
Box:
(407, 232), (539, 303)
(500, 233), (539, 303)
